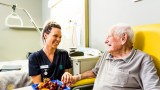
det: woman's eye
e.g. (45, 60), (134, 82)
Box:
(53, 35), (61, 39)
(53, 35), (58, 37)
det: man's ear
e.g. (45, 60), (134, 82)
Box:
(121, 33), (128, 45)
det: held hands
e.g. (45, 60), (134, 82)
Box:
(61, 72), (80, 87)
(72, 74), (80, 83)
(61, 72), (73, 87)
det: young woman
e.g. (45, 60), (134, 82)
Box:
(29, 20), (72, 85)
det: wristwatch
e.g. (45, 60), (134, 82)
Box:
(77, 74), (82, 80)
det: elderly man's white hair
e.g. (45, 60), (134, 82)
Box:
(108, 23), (134, 44)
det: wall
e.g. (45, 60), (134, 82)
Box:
(49, 0), (86, 51)
(42, 0), (51, 24)
(0, 0), (42, 61)
(2, 0), (159, 60)
(89, 0), (160, 51)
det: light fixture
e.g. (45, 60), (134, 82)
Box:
(0, 3), (41, 34)
(5, 4), (23, 27)
(132, 0), (142, 2)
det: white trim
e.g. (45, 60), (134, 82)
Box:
(48, 0), (62, 8)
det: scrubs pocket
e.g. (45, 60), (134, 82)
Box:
(106, 69), (129, 86)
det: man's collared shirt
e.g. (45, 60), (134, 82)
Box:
(92, 49), (160, 90)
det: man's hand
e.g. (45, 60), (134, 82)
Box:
(72, 75), (79, 84)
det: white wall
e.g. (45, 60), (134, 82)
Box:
(42, 0), (87, 51)
(42, 0), (51, 24)
(49, 0), (86, 51)
(89, 0), (160, 51)
(0, 0), (42, 61)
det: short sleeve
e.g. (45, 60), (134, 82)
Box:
(28, 53), (41, 76)
(64, 51), (72, 69)
(140, 55), (160, 89)
(92, 52), (107, 75)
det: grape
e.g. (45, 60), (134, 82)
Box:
(53, 82), (58, 86)
(36, 78), (68, 90)
(61, 84), (66, 89)
(58, 88), (63, 90)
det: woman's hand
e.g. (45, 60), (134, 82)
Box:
(61, 72), (73, 87)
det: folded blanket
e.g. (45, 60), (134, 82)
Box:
(0, 70), (32, 90)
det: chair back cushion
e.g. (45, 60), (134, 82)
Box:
(132, 24), (160, 76)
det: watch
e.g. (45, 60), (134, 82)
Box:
(77, 74), (82, 80)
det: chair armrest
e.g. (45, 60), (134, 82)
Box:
(72, 78), (95, 87)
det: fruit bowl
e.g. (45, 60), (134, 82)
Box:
(32, 79), (70, 90)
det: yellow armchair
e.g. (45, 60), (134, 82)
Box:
(71, 23), (160, 90)
(71, 78), (95, 90)
(132, 24), (160, 76)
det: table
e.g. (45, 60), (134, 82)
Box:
(13, 86), (32, 90)
(71, 56), (99, 75)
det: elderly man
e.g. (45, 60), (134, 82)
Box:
(72, 24), (160, 90)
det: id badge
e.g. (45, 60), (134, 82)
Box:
(40, 65), (49, 69)
(40, 65), (49, 76)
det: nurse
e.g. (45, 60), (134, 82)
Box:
(28, 20), (72, 85)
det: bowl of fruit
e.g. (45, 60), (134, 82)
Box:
(32, 78), (70, 90)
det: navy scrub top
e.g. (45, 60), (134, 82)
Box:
(29, 49), (72, 81)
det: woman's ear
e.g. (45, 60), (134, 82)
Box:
(43, 33), (47, 39)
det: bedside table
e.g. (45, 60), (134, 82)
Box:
(71, 56), (99, 75)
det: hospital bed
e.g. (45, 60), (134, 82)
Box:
(0, 60), (32, 90)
